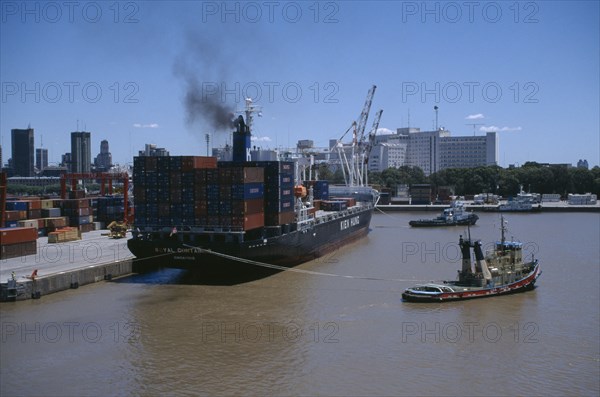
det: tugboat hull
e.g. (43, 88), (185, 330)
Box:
(409, 215), (478, 227)
(402, 262), (541, 302)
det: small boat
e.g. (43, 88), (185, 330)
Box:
(409, 201), (478, 227)
(402, 216), (541, 302)
(498, 188), (541, 212)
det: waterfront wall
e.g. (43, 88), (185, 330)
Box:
(0, 259), (133, 302)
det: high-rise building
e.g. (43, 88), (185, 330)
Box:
(70, 131), (91, 173)
(367, 128), (498, 175)
(11, 128), (35, 177)
(36, 148), (48, 171)
(94, 139), (112, 171)
(138, 143), (169, 157)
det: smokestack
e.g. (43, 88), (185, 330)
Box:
(232, 115), (251, 162)
(460, 235), (472, 275)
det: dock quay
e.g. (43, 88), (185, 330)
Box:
(0, 230), (134, 302)
(376, 201), (600, 213)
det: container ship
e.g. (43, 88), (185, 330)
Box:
(127, 105), (378, 275)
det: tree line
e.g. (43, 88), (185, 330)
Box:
(317, 162), (600, 197)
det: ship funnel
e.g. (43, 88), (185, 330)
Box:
(474, 240), (492, 282)
(459, 235), (472, 274)
(233, 115), (251, 162)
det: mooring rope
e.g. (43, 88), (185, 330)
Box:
(182, 243), (427, 283)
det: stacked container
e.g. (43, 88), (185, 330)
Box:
(303, 180), (330, 200)
(95, 196), (125, 224)
(60, 198), (94, 232)
(0, 227), (37, 259)
(133, 156), (218, 228)
(262, 161), (295, 226)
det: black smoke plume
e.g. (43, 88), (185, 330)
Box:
(173, 31), (236, 131)
(182, 77), (235, 130)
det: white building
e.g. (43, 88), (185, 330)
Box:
(368, 127), (497, 175)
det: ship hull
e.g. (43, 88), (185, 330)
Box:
(128, 207), (372, 274)
(402, 262), (541, 302)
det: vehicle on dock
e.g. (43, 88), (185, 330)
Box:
(409, 201), (478, 227)
(402, 215), (541, 302)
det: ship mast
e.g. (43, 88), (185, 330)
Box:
(242, 97), (262, 134)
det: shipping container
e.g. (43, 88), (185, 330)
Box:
(231, 199), (264, 215)
(44, 217), (68, 229)
(0, 227), (38, 245)
(4, 211), (20, 221)
(5, 201), (28, 211)
(231, 183), (264, 200)
(40, 199), (54, 209)
(17, 220), (38, 229)
(231, 212), (264, 230)
(264, 211), (295, 226)
(0, 241), (37, 259)
(41, 208), (62, 218)
(321, 201), (347, 212)
(265, 197), (295, 212)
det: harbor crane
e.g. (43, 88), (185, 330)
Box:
(332, 85), (380, 187)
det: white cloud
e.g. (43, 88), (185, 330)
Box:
(465, 113), (485, 120)
(376, 127), (395, 135)
(251, 136), (272, 142)
(133, 123), (159, 128)
(480, 125), (522, 132)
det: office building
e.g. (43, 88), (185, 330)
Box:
(71, 131), (91, 173)
(11, 128), (35, 177)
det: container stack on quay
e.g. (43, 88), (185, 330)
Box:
(0, 227), (37, 259)
(409, 184), (432, 205)
(1, 191), (130, 260)
(93, 195), (126, 227)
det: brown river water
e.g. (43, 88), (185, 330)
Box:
(1, 212), (599, 396)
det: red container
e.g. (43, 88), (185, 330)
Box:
(264, 211), (295, 226)
(232, 212), (264, 230)
(232, 199), (264, 215)
(181, 156), (218, 171)
(78, 223), (95, 233)
(230, 167), (265, 184)
(44, 217), (68, 229)
(28, 209), (42, 219)
(5, 211), (19, 221)
(0, 227), (38, 245)
(27, 200), (42, 210)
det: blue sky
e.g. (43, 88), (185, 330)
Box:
(1, 1), (598, 167)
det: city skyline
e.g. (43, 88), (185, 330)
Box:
(1, 2), (598, 167)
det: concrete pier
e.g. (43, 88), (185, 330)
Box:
(376, 201), (600, 212)
(0, 230), (135, 302)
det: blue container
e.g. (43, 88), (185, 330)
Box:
(265, 197), (295, 212)
(5, 201), (28, 211)
(231, 183), (264, 200)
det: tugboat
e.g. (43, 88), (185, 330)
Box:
(409, 201), (478, 227)
(402, 216), (541, 302)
